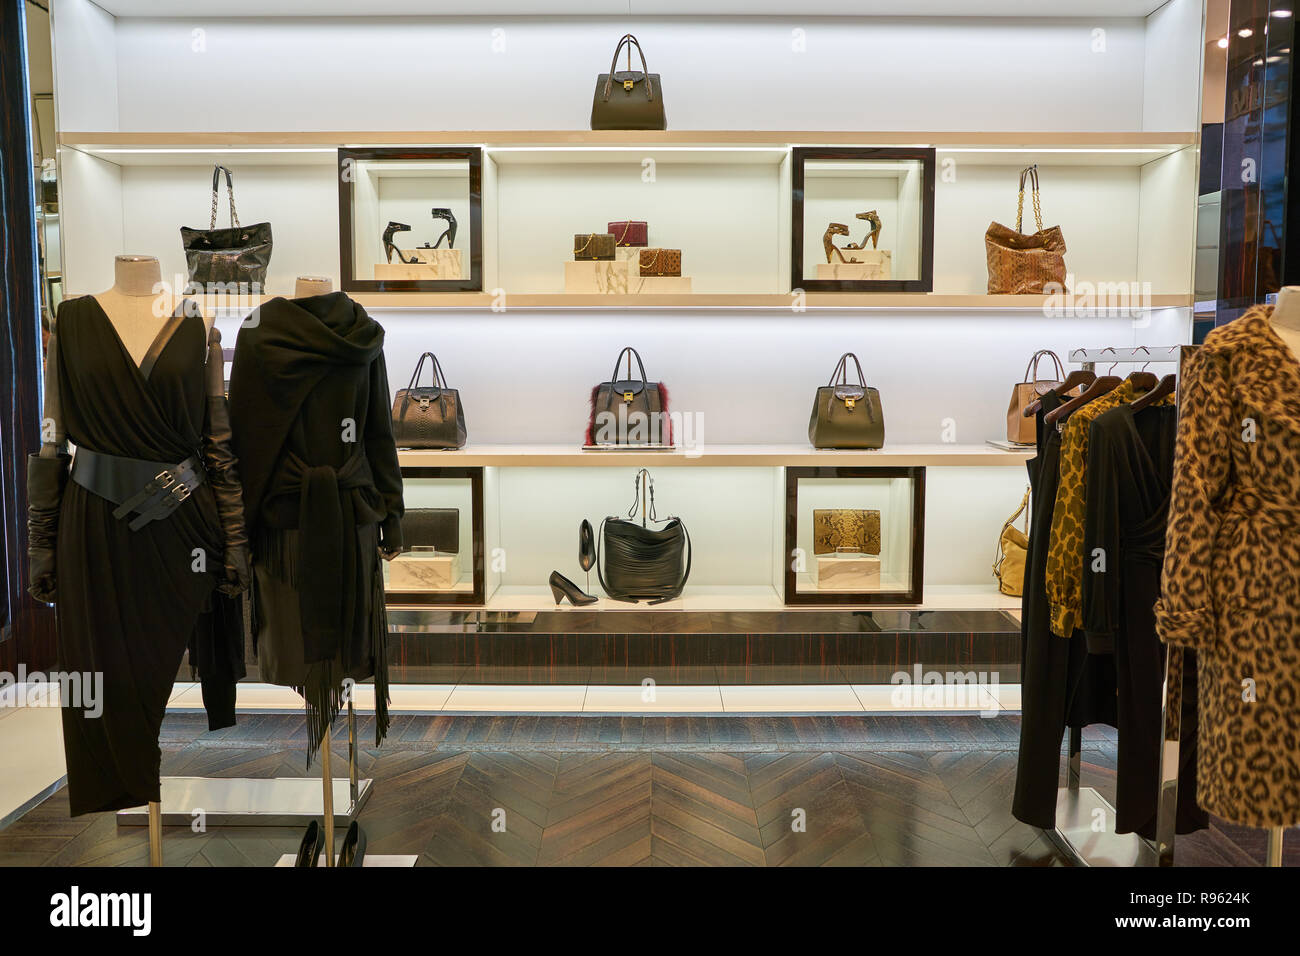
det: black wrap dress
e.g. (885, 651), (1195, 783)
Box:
(52, 297), (227, 815)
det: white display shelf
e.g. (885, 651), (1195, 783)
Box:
(414, 583), (1020, 613)
(397, 443), (1034, 469)
(61, 130), (1197, 164)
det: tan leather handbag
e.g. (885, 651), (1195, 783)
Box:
(1006, 350), (1064, 444)
(639, 248), (681, 276)
(992, 487), (1031, 597)
(812, 509), (881, 555)
(986, 166), (1067, 294)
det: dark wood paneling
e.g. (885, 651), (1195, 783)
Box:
(0, 0), (56, 669)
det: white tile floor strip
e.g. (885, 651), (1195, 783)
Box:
(582, 684), (725, 714)
(720, 684), (867, 713)
(852, 683), (1004, 714)
(167, 682), (1025, 716)
(0, 685), (67, 828)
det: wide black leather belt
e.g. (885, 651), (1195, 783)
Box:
(71, 447), (206, 531)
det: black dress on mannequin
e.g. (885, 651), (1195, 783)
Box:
(32, 297), (242, 815)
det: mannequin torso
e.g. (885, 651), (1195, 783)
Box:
(93, 255), (212, 366)
(1269, 287), (1300, 362)
(294, 276), (333, 297)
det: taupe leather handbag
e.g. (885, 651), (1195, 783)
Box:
(591, 34), (666, 131)
(1006, 350), (1064, 444)
(985, 165), (1067, 295)
(808, 353), (885, 449)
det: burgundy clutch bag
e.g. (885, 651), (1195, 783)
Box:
(607, 220), (648, 246)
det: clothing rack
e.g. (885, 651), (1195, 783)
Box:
(1046, 345), (1187, 867)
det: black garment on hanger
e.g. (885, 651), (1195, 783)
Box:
(1083, 403), (1207, 838)
(1013, 391), (1118, 830)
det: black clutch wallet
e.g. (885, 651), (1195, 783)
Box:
(400, 508), (459, 554)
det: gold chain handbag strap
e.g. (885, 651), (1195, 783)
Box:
(614, 221), (634, 245)
(642, 248), (664, 271)
(1015, 165), (1043, 235)
(575, 233), (599, 255)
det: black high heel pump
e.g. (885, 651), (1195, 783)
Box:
(383, 221), (419, 264)
(295, 820), (324, 867)
(338, 821), (367, 867)
(579, 519), (595, 591)
(550, 570), (597, 606)
(430, 208), (458, 249)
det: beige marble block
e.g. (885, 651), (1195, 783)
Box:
(565, 259), (632, 294)
(374, 247), (463, 281)
(389, 552), (461, 590)
(816, 554), (882, 590)
(629, 275), (693, 293)
(816, 249), (892, 280)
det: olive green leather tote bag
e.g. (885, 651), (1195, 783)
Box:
(808, 353), (885, 449)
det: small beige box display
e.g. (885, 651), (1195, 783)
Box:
(816, 554), (882, 590)
(816, 250), (892, 281)
(374, 247), (463, 281)
(388, 551), (461, 590)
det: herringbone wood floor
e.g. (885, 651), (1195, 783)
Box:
(0, 715), (1283, 867)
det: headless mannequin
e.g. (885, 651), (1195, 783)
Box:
(1269, 287), (1300, 362)
(94, 255), (214, 364)
(294, 276), (333, 297)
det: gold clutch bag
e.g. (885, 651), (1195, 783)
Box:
(812, 509), (881, 555)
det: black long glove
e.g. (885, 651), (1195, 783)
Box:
(202, 327), (250, 596)
(28, 452), (70, 604)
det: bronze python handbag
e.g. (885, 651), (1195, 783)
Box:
(985, 165), (1067, 295)
(812, 509), (881, 556)
(1006, 350), (1065, 444)
(591, 34), (666, 131)
(639, 248), (681, 276)
(574, 233), (616, 260)
(391, 352), (468, 449)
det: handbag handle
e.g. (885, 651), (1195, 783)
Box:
(601, 34), (655, 102)
(608, 346), (649, 387)
(1021, 349), (1064, 384)
(209, 165), (241, 230)
(1015, 165), (1044, 234)
(827, 352), (867, 388)
(612, 221), (636, 245)
(406, 351), (449, 392)
(992, 485), (1032, 575)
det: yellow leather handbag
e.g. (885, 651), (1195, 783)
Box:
(992, 487), (1031, 597)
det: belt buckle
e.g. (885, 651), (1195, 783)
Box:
(170, 481), (193, 504)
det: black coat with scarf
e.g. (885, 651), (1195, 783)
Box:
(228, 293), (403, 752)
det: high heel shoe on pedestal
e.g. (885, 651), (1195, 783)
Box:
(338, 821), (367, 868)
(579, 519), (596, 591)
(383, 221), (419, 264)
(550, 570), (597, 606)
(295, 820), (324, 867)
(430, 208), (458, 249)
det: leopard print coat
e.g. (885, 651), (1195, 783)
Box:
(1154, 306), (1300, 828)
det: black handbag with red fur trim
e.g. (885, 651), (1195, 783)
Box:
(584, 346), (672, 446)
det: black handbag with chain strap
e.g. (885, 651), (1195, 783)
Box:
(596, 469), (691, 604)
(181, 165), (272, 289)
(391, 352), (467, 449)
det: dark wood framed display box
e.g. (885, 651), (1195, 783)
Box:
(338, 146), (483, 293)
(784, 466), (926, 605)
(791, 146), (936, 293)
(385, 466), (485, 606)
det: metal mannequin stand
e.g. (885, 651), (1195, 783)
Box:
(118, 698), (373, 847)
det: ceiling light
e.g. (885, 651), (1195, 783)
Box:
(1240, 28), (1254, 37)
(1273, 9), (1293, 17)
(1218, 36), (1230, 48)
